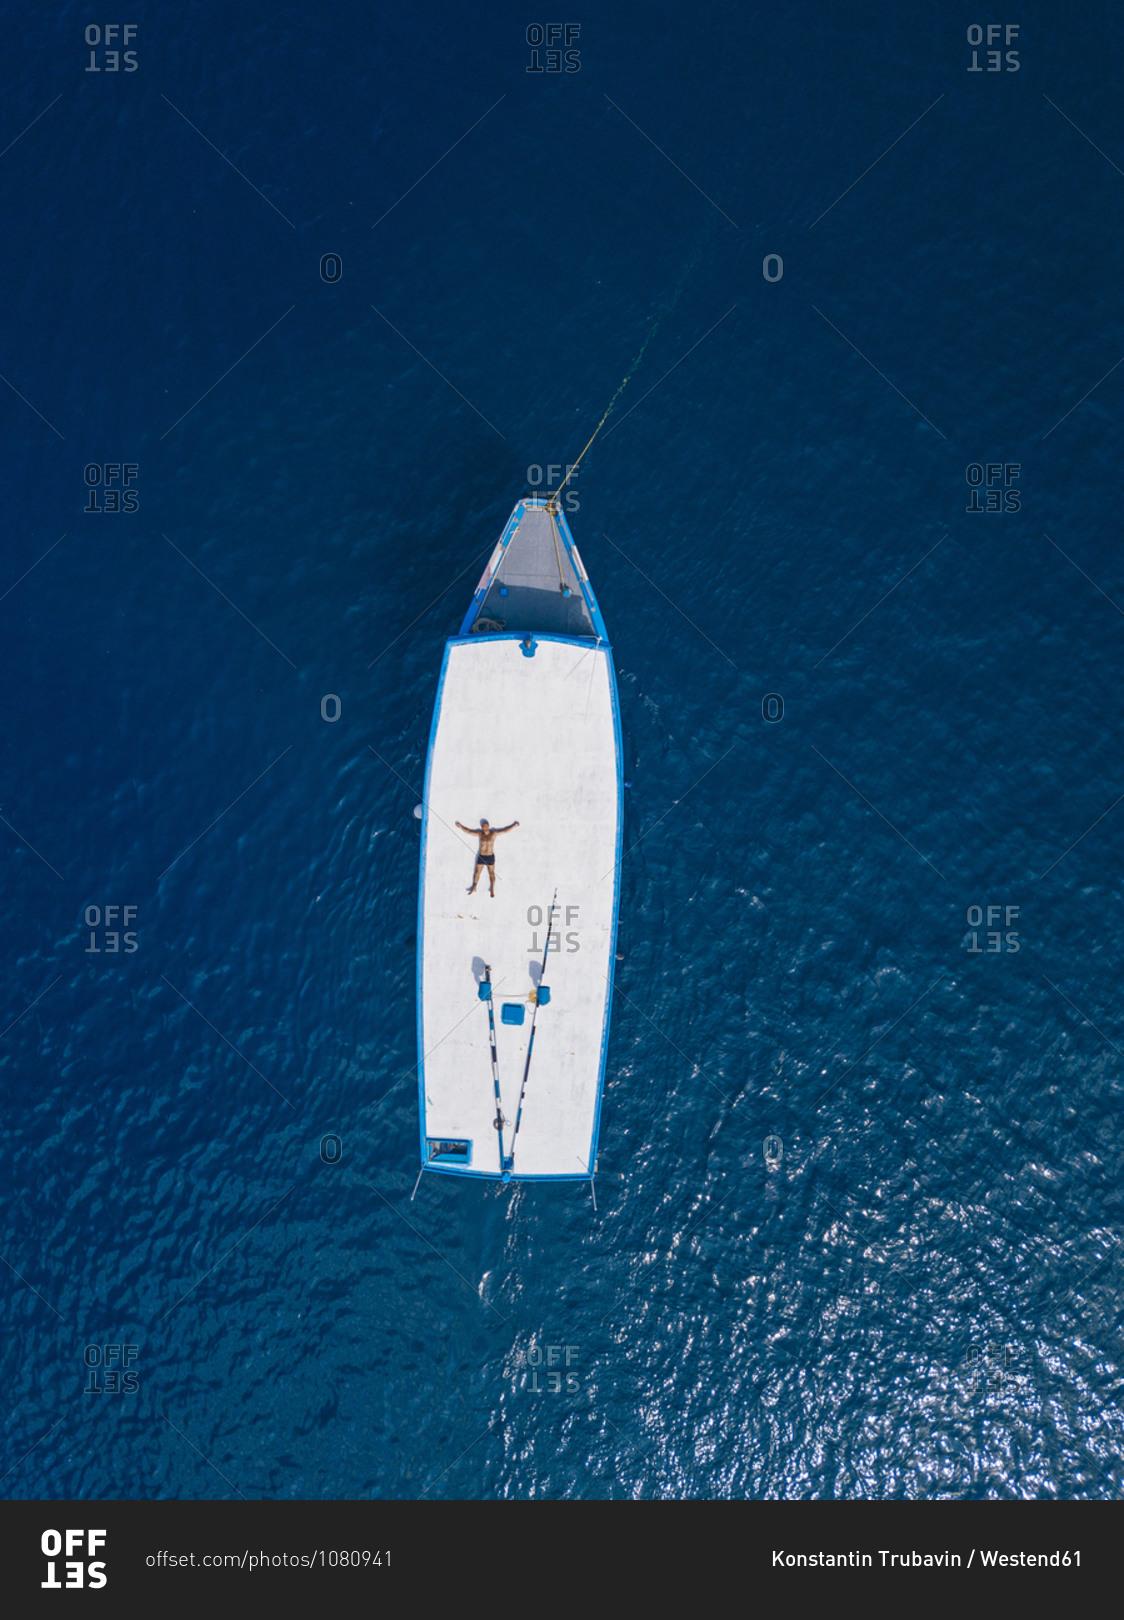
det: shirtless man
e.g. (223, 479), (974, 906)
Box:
(456, 817), (519, 897)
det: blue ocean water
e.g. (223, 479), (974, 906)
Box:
(3, 0), (1124, 1498)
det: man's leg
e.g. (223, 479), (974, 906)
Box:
(469, 862), (482, 893)
(488, 864), (496, 897)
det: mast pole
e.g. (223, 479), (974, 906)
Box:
(504, 889), (558, 1173)
(481, 965), (506, 1172)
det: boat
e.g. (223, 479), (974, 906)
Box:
(416, 494), (622, 1181)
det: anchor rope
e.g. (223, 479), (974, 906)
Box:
(550, 238), (707, 506)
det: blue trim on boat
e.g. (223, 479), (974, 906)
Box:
(426, 1138), (473, 1166)
(415, 638), (453, 1175)
(552, 501), (610, 644)
(458, 501), (526, 637)
(445, 631), (598, 651)
(586, 640), (622, 1181)
(422, 1166), (597, 1183)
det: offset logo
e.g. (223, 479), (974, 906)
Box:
(84, 904), (139, 954)
(966, 23), (1020, 72)
(965, 904), (1020, 953)
(84, 1343), (139, 1393)
(513, 1343), (581, 1391)
(84, 463), (139, 513)
(84, 24), (138, 71)
(41, 1528), (107, 1589)
(526, 463), (579, 511)
(527, 903), (580, 953)
(965, 463), (1020, 512)
(526, 24), (581, 72)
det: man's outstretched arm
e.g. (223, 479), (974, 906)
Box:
(494, 821), (520, 835)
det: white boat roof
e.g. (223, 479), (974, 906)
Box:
(418, 634), (620, 1179)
